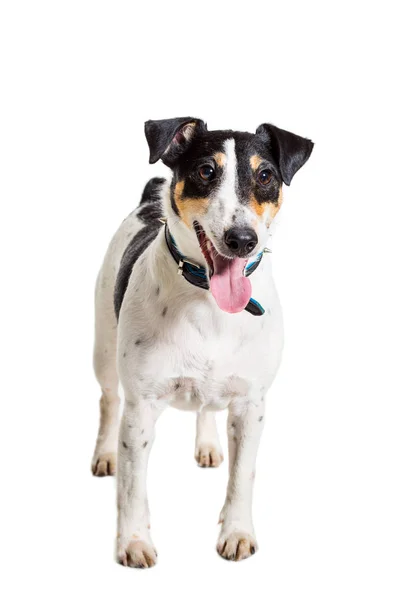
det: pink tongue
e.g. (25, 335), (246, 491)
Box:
(209, 256), (252, 313)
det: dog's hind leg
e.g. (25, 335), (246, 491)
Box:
(91, 272), (120, 477)
(195, 411), (223, 468)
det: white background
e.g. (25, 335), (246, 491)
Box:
(1, 1), (399, 598)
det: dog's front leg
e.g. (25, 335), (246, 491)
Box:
(116, 391), (165, 568)
(217, 395), (265, 561)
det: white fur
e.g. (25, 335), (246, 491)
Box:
(92, 152), (284, 566)
(216, 138), (239, 219)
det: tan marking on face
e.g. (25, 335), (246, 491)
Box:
(174, 180), (209, 228)
(250, 194), (268, 218)
(250, 155), (263, 170)
(266, 188), (283, 224)
(250, 187), (283, 224)
(214, 152), (226, 167)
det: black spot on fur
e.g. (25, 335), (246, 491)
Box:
(155, 286), (160, 296)
(205, 360), (213, 371)
(122, 441), (128, 449)
(258, 416), (263, 422)
(192, 322), (204, 337)
(135, 339), (141, 345)
(231, 422), (236, 428)
(143, 441), (148, 448)
(162, 306), (168, 317)
(174, 382), (180, 390)
(123, 352), (127, 358)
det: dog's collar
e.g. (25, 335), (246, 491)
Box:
(164, 224), (269, 316)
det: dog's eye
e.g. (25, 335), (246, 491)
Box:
(199, 165), (215, 181)
(258, 169), (272, 185)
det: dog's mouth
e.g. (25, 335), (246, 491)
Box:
(194, 221), (252, 314)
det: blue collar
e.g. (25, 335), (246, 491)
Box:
(164, 225), (268, 316)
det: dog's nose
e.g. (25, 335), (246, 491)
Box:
(224, 227), (258, 256)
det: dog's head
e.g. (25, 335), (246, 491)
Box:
(145, 117), (313, 313)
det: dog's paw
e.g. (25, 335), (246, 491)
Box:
(117, 539), (157, 569)
(195, 444), (223, 468)
(217, 530), (258, 561)
(91, 452), (116, 477)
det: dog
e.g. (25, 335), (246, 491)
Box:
(91, 117), (313, 567)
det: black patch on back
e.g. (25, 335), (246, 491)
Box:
(137, 177), (166, 224)
(114, 225), (161, 319)
(114, 178), (165, 319)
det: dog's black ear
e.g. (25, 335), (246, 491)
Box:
(256, 123), (314, 185)
(144, 117), (207, 166)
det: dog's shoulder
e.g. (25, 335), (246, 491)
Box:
(114, 177), (167, 319)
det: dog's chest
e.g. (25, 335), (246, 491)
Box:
(118, 261), (283, 411)
(169, 332), (256, 410)
(136, 309), (268, 411)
